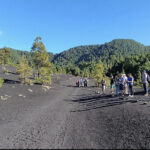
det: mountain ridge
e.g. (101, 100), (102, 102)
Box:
(1, 39), (150, 65)
(53, 39), (150, 65)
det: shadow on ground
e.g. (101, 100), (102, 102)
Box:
(67, 90), (149, 112)
(4, 79), (20, 84)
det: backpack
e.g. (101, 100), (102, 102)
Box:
(147, 74), (150, 83)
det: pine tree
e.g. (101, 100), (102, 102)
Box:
(31, 36), (52, 85)
(136, 70), (142, 86)
(92, 60), (104, 86)
(0, 47), (11, 65)
(0, 47), (11, 73)
(17, 55), (33, 85)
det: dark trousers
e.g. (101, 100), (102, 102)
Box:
(143, 83), (148, 94)
(129, 85), (134, 95)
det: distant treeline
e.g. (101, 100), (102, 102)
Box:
(1, 39), (150, 85)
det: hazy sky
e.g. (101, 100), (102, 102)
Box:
(0, 0), (150, 53)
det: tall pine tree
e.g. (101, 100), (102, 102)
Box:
(31, 36), (52, 85)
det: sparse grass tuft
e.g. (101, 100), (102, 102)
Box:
(0, 78), (4, 88)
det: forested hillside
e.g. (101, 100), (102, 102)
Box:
(53, 39), (150, 66)
(0, 47), (54, 65)
(1, 39), (150, 66)
(1, 39), (150, 85)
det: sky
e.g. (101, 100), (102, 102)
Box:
(0, 0), (150, 54)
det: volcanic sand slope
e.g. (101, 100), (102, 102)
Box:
(0, 66), (150, 149)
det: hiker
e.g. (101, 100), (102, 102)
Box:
(119, 74), (125, 96)
(84, 79), (88, 87)
(123, 74), (128, 95)
(110, 76), (115, 95)
(101, 78), (106, 94)
(127, 73), (134, 97)
(115, 75), (120, 95)
(76, 80), (79, 87)
(79, 79), (83, 87)
(142, 70), (149, 96)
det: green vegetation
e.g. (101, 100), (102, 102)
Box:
(0, 47), (11, 65)
(52, 39), (150, 86)
(53, 39), (150, 67)
(1, 39), (150, 86)
(35, 67), (51, 85)
(107, 53), (150, 85)
(0, 78), (4, 88)
(92, 60), (104, 86)
(17, 55), (33, 85)
(0, 47), (11, 73)
(31, 36), (52, 85)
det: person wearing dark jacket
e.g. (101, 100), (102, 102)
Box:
(142, 70), (149, 96)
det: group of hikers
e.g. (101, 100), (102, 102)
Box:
(76, 78), (88, 87)
(75, 70), (149, 97)
(101, 70), (150, 97)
